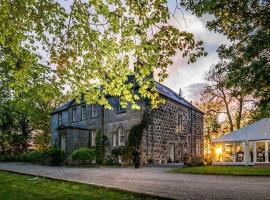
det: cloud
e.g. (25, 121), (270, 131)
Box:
(183, 83), (206, 102)
(159, 1), (231, 102)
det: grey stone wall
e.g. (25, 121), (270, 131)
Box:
(140, 97), (204, 165)
(51, 96), (204, 164)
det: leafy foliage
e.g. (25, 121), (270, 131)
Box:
(27, 151), (44, 163)
(128, 113), (148, 148)
(180, 0), (270, 111)
(0, 0), (206, 110)
(42, 148), (63, 165)
(71, 148), (96, 165)
(95, 129), (105, 165)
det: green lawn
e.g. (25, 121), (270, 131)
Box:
(0, 171), (166, 200)
(173, 166), (270, 176)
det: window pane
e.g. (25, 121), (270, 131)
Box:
(58, 113), (62, 125)
(72, 108), (77, 122)
(118, 127), (125, 146)
(81, 105), (86, 120)
(235, 142), (244, 162)
(256, 142), (265, 162)
(224, 143), (233, 162)
(176, 114), (182, 133)
(91, 104), (97, 117)
(113, 133), (117, 146)
(91, 131), (96, 147)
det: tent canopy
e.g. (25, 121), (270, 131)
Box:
(213, 118), (270, 143)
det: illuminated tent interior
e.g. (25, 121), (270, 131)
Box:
(212, 118), (270, 165)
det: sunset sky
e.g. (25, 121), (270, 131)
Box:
(165, 0), (230, 102)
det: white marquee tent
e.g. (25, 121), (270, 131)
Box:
(212, 118), (270, 165)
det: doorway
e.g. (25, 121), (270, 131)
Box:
(169, 143), (175, 162)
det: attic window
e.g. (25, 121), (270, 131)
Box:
(117, 98), (126, 113)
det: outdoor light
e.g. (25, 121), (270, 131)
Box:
(215, 147), (222, 155)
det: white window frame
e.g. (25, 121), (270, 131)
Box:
(91, 104), (98, 118)
(90, 130), (96, 147)
(118, 127), (125, 146)
(81, 105), (86, 120)
(72, 107), (77, 122)
(58, 113), (63, 125)
(112, 132), (118, 147)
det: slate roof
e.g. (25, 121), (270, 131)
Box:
(51, 82), (203, 114)
(50, 99), (75, 114)
(156, 82), (203, 113)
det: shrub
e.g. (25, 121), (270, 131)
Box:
(42, 148), (63, 166)
(71, 148), (96, 165)
(27, 151), (43, 163)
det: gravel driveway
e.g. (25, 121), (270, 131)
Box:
(1, 162), (270, 200)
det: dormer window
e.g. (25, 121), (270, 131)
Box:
(72, 107), (77, 122)
(117, 98), (126, 113)
(81, 105), (86, 120)
(58, 113), (62, 126)
(91, 104), (98, 118)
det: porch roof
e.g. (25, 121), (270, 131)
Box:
(213, 118), (270, 143)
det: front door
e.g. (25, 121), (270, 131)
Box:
(169, 143), (175, 162)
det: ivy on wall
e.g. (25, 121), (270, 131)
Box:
(112, 112), (149, 165)
(95, 129), (107, 164)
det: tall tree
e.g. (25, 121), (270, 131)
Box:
(202, 63), (255, 132)
(180, 0), (270, 109)
(0, 0), (206, 110)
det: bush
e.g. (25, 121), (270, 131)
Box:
(71, 148), (96, 165)
(27, 151), (43, 163)
(42, 148), (63, 166)
(185, 157), (204, 167)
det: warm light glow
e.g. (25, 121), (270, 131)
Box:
(215, 147), (222, 154)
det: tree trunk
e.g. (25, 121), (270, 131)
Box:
(220, 89), (234, 132)
(236, 96), (244, 129)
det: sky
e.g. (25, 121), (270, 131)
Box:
(164, 1), (230, 102)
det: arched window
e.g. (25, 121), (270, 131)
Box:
(118, 127), (125, 146)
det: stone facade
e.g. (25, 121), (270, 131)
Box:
(141, 96), (204, 164)
(51, 84), (204, 164)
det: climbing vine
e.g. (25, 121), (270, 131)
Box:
(112, 112), (149, 165)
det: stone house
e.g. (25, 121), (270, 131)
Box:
(51, 82), (204, 165)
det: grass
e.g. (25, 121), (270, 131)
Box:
(0, 171), (167, 200)
(173, 165), (270, 176)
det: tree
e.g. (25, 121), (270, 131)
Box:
(201, 63), (255, 132)
(0, 0), (206, 110)
(180, 0), (270, 109)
